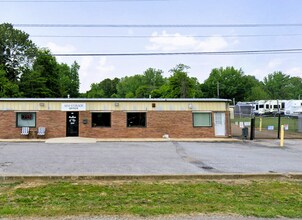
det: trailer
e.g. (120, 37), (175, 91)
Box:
(284, 100), (302, 116)
(254, 100), (286, 115)
(254, 100), (266, 115)
(234, 102), (255, 117)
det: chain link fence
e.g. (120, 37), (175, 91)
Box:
(232, 115), (302, 139)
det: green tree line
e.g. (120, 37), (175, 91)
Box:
(1, 23), (302, 101)
(84, 66), (302, 102)
(0, 23), (80, 98)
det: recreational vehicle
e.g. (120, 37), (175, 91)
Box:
(284, 100), (302, 117)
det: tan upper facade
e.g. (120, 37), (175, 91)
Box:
(0, 98), (229, 112)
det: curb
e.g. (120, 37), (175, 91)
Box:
(1, 173), (302, 182)
(0, 138), (241, 143)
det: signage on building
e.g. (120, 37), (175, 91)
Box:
(61, 103), (86, 111)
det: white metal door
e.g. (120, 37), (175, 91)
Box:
(214, 112), (226, 136)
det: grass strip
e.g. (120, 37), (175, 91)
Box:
(0, 180), (301, 218)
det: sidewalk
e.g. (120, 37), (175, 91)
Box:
(0, 137), (241, 143)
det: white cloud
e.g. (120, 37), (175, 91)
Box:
(45, 42), (76, 53)
(78, 57), (115, 93)
(96, 57), (115, 73)
(145, 31), (229, 52)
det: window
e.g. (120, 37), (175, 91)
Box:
(91, 113), (111, 127)
(193, 113), (212, 127)
(16, 112), (36, 127)
(127, 112), (146, 127)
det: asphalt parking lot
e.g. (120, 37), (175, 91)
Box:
(0, 140), (302, 175)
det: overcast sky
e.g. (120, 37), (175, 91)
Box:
(1, 0), (302, 93)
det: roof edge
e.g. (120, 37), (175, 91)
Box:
(0, 98), (231, 102)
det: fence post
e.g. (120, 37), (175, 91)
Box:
(277, 113), (281, 139)
(250, 117), (255, 140)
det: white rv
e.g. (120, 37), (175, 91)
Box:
(266, 100), (286, 115)
(284, 100), (302, 116)
(254, 100), (286, 115)
(254, 100), (266, 115)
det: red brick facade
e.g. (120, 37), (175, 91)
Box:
(0, 110), (230, 139)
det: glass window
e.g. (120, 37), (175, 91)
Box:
(16, 112), (36, 127)
(91, 113), (111, 127)
(127, 112), (146, 127)
(193, 113), (212, 127)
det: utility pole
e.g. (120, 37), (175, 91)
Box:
(217, 81), (220, 98)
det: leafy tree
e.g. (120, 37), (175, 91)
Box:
(0, 23), (37, 82)
(142, 68), (165, 88)
(20, 49), (60, 98)
(263, 71), (292, 99)
(168, 64), (196, 98)
(31, 49), (60, 97)
(201, 67), (246, 101)
(19, 70), (50, 97)
(85, 83), (105, 98)
(0, 66), (21, 97)
(133, 68), (165, 98)
(85, 77), (119, 98)
(245, 85), (270, 101)
(98, 77), (119, 98)
(116, 75), (143, 98)
(57, 61), (80, 98)
(287, 76), (302, 99)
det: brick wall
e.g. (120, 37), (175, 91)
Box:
(0, 110), (230, 139)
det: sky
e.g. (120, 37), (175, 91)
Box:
(1, 0), (302, 93)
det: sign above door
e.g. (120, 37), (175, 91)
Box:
(61, 103), (86, 111)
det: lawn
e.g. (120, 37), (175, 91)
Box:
(0, 180), (302, 218)
(233, 116), (299, 132)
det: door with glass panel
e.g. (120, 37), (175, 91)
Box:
(214, 112), (226, 136)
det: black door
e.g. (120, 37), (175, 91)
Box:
(66, 112), (79, 137)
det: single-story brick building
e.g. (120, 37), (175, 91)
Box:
(0, 98), (231, 139)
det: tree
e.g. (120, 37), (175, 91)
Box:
(31, 49), (60, 97)
(57, 61), (80, 98)
(168, 64), (196, 98)
(0, 23), (37, 82)
(85, 77), (120, 98)
(19, 69), (50, 97)
(135, 68), (165, 98)
(0, 66), (21, 97)
(116, 75), (143, 98)
(98, 78), (119, 98)
(85, 83), (105, 98)
(287, 76), (302, 99)
(263, 71), (291, 99)
(201, 67), (246, 101)
(246, 85), (270, 101)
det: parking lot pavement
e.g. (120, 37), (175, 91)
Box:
(0, 140), (302, 175)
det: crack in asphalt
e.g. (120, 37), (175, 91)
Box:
(173, 142), (221, 173)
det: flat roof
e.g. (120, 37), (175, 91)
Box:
(0, 98), (231, 102)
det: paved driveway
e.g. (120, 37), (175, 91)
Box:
(0, 140), (302, 175)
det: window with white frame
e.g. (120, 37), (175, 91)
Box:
(16, 112), (36, 127)
(193, 112), (212, 127)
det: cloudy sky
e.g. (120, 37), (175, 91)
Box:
(1, 0), (302, 92)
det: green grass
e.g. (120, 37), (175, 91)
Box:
(0, 180), (302, 218)
(233, 116), (299, 132)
